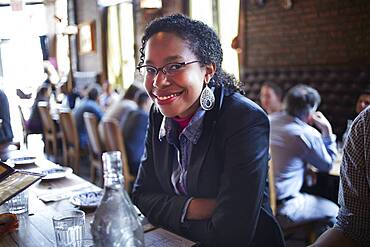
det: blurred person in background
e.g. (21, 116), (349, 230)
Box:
(270, 84), (338, 230)
(103, 83), (142, 124)
(354, 87), (370, 116)
(342, 87), (370, 144)
(57, 78), (83, 110)
(99, 80), (119, 110)
(26, 83), (51, 134)
(260, 82), (283, 115)
(122, 91), (152, 176)
(0, 89), (14, 144)
(73, 86), (104, 149)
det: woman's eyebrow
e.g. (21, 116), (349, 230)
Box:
(164, 55), (184, 63)
(144, 55), (185, 65)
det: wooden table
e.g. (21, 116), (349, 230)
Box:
(309, 150), (342, 177)
(304, 151), (342, 204)
(0, 157), (196, 247)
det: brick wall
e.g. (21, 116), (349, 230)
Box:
(245, 0), (370, 68)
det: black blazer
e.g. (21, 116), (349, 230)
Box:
(132, 87), (284, 246)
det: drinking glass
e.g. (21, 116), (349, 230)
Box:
(5, 190), (29, 214)
(52, 210), (85, 247)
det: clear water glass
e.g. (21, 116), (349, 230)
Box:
(53, 210), (85, 247)
(5, 190), (29, 214)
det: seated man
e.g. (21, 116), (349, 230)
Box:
(309, 106), (370, 247)
(0, 89), (14, 144)
(73, 86), (104, 149)
(270, 84), (338, 228)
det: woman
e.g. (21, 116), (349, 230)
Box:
(26, 83), (51, 134)
(259, 82), (283, 115)
(132, 14), (284, 246)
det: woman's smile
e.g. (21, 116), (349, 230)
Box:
(153, 91), (183, 105)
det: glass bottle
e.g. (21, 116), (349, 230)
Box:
(91, 151), (144, 247)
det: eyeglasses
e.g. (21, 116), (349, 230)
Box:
(137, 60), (200, 79)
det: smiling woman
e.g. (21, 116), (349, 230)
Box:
(132, 14), (285, 246)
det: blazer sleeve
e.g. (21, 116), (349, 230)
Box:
(132, 108), (191, 233)
(183, 108), (270, 246)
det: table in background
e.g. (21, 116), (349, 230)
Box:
(304, 151), (342, 204)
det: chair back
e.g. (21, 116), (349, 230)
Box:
(18, 105), (28, 146)
(100, 118), (134, 191)
(269, 154), (330, 244)
(84, 112), (103, 185)
(83, 112), (102, 156)
(59, 110), (80, 174)
(18, 105), (27, 131)
(37, 102), (58, 156)
(268, 159), (277, 216)
(38, 102), (56, 136)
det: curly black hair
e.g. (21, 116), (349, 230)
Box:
(137, 14), (244, 94)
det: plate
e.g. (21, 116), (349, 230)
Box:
(70, 191), (103, 208)
(41, 166), (73, 180)
(7, 156), (36, 165)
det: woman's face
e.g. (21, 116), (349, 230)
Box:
(260, 85), (282, 114)
(142, 32), (213, 118)
(355, 94), (370, 114)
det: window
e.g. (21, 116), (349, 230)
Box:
(189, 0), (240, 80)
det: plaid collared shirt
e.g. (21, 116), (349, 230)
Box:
(159, 107), (205, 195)
(334, 106), (370, 246)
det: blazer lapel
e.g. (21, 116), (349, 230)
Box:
(154, 116), (176, 193)
(187, 119), (217, 195)
(187, 86), (224, 195)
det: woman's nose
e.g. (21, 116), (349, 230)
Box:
(153, 71), (169, 88)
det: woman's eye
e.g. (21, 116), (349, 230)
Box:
(146, 67), (157, 74)
(167, 64), (182, 71)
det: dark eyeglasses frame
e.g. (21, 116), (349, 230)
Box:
(136, 60), (200, 77)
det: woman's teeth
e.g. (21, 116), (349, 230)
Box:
(157, 93), (178, 100)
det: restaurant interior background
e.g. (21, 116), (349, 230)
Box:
(0, 0), (369, 143)
(0, 0), (369, 246)
(0, 0), (369, 146)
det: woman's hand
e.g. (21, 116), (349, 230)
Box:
(0, 213), (19, 235)
(186, 198), (217, 220)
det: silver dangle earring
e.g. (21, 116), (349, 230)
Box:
(200, 80), (215, 111)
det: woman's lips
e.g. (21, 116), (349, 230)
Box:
(154, 92), (181, 105)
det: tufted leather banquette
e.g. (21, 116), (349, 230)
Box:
(241, 66), (370, 139)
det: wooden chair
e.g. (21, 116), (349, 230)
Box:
(83, 112), (103, 186)
(59, 110), (80, 175)
(268, 158), (330, 245)
(37, 102), (61, 158)
(268, 159), (277, 216)
(18, 106), (29, 147)
(100, 119), (135, 191)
